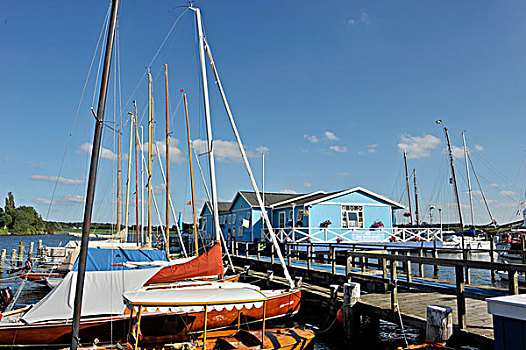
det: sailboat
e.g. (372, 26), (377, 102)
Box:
(0, 3), (301, 348)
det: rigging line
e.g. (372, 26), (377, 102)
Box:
(468, 153), (496, 225)
(92, 8), (111, 109)
(121, 8), (190, 112)
(45, 3), (112, 220)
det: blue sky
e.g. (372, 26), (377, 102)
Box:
(1, 0), (525, 227)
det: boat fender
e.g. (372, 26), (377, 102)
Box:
(336, 308), (343, 324)
(0, 287), (12, 313)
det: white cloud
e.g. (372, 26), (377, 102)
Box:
(398, 134), (441, 159)
(324, 131), (339, 141)
(347, 18), (355, 25)
(360, 12), (369, 24)
(34, 198), (52, 205)
(303, 182), (312, 188)
(336, 171), (350, 176)
(192, 139), (262, 162)
(256, 146), (269, 154)
(303, 135), (319, 143)
(64, 195), (85, 203)
(490, 183), (499, 188)
(500, 191), (516, 196)
(474, 144), (484, 152)
(451, 146), (464, 159)
(30, 175), (84, 185)
(367, 144), (378, 153)
(153, 185), (164, 195)
(330, 145), (348, 153)
(77, 143), (126, 161)
(148, 137), (185, 164)
(280, 189), (298, 194)
(24, 162), (45, 168)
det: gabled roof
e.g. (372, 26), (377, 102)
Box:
(303, 186), (407, 209)
(199, 201), (231, 216)
(271, 190), (327, 209)
(234, 191), (302, 209)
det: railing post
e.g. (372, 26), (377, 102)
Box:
(463, 248), (471, 285)
(418, 248), (424, 277)
(490, 235), (496, 283)
(230, 239), (235, 256)
(360, 256), (366, 273)
(28, 241), (34, 261)
(257, 241), (261, 261)
(10, 249), (17, 269)
(382, 257), (388, 293)
(307, 244), (312, 272)
(433, 247), (440, 279)
(37, 239), (43, 258)
(390, 254), (398, 312)
(405, 251), (412, 283)
(245, 242), (249, 258)
(270, 243), (274, 264)
(331, 245), (336, 276)
(508, 270), (519, 295)
(455, 265), (466, 330)
(351, 245), (356, 267)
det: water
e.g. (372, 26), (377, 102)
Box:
(0, 235), (486, 349)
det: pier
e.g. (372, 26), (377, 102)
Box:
(230, 240), (526, 349)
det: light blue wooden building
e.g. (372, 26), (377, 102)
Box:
(199, 187), (407, 243)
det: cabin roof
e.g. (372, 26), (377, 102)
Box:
(236, 191), (302, 208)
(303, 186), (407, 209)
(199, 201), (232, 216)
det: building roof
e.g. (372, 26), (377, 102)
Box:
(237, 191), (302, 208)
(303, 187), (407, 209)
(199, 201), (232, 216)
(272, 191), (330, 208)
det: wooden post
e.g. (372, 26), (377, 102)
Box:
(10, 249), (17, 268)
(406, 251), (412, 284)
(270, 243), (274, 264)
(287, 244), (291, 267)
(37, 239), (43, 258)
(245, 242), (249, 258)
(351, 246), (356, 267)
(360, 256), (366, 272)
(508, 270), (519, 295)
(234, 241), (239, 256)
(257, 242), (261, 261)
(382, 257), (388, 293)
(307, 244), (312, 272)
(390, 255), (398, 312)
(464, 248), (471, 285)
(342, 282), (360, 341)
(455, 265), (466, 330)
(18, 241), (25, 266)
(419, 248), (424, 277)
(331, 245), (336, 276)
(28, 242), (34, 261)
(490, 235), (496, 283)
(0, 249), (5, 271)
(521, 235), (526, 265)
(230, 239), (235, 256)
(433, 248), (439, 279)
(426, 305), (453, 343)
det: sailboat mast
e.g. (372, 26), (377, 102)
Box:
(164, 64), (170, 257)
(70, 0), (120, 348)
(184, 93), (199, 256)
(462, 131), (475, 229)
(133, 102), (140, 245)
(403, 151), (413, 225)
(124, 114), (133, 236)
(444, 127), (464, 230)
(413, 169), (420, 226)
(148, 72), (153, 246)
(116, 131), (121, 233)
(193, 7), (221, 243)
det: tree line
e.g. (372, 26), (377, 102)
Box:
(0, 192), (45, 234)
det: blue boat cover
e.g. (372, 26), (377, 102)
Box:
(72, 248), (168, 271)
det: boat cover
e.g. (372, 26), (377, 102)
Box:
(71, 247), (168, 271)
(22, 268), (159, 324)
(146, 241), (224, 284)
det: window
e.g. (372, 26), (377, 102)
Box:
(238, 226), (243, 237)
(228, 214), (231, 225)
(233, 214), (237, 225)
(341, 205), (363, 228)
(199, 218), (207, 231)
(279, 212), (286, 228)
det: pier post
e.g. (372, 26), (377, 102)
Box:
(230, 239), (234, 256)
(37, 239), (43, 258)
(0, 249), (5, 271)
(381, 257), (388, 293)
(508, 270), (519, 295)
(360, 256), (366, 272)
(330, 246), (336, 277)
(342, 282), (360, 341)
(256, 241), (261, 261)
(390, 256), (398, 313)
(18, 241), (25, 266)
(351, 245), (356, 267)
(10, 249), (17, 269)
(28, 242), (34, 261)
(426, 305), (453, 343)
(464, 248), (471, 285)
(521, 235), (526, 264)
(245, 242), (249, 258)
(433, 248), (440, 279)
(455, 265), (466, 330)
(490, 236), (496, 283)
(234, 240), (239, 256)
(270, 243), (274, 264)
(418, 248), (424, 277)
(307, 245), (312, 272)
(405, 251), (412, 283)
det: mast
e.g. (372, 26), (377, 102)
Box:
(116, 131), (121, 233)
(192, 7), (221, 243)
(200, 28), (295, 288)
(70, 0), (119, 348)
(183, 92), (199, 256)
(124, 114), (133, 237)
(444, 127), (464, 230)
(140, 126), (145, 244)
(164, 64), (170, 258)
(413, 169), (420, 226)
(133, 102), (140, 245)
(462, 131), (475, 229)
(147, 73), (153, 246)
(404, 150), (413, 225)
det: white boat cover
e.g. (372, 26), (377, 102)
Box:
(22, 267), (160, 324)
(124, 285), (267, 307)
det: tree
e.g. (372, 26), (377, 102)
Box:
(4, 192), (15, 214)
(11, 206), (44, 233)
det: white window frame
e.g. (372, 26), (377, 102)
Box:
(279, 212), (286, 228)
(341, 205), (363, 228)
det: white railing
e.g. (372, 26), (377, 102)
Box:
(261, 226), (443, 243)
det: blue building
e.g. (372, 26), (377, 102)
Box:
(199, 187), (407, 243)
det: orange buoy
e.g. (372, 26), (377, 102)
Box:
(336, 308), (343, 324)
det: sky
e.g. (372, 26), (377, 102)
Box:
(1, 0), (525, 228)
